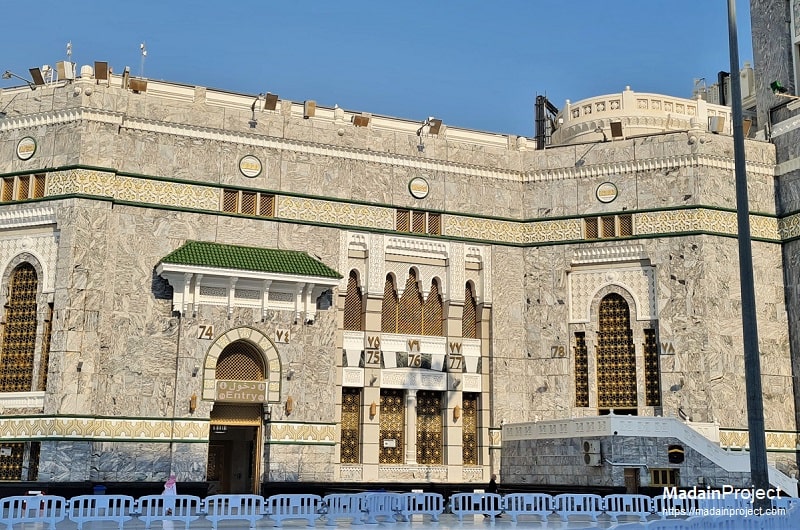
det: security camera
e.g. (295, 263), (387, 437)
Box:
(305, 318), (314, 326)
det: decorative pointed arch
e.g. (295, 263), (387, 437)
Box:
(422, 278), (443, 336)
(343, 270), (364, 331)
(596, 293), (637, 412)
(202, 327), (281, 403)
(0, 263), (39, 392)
(398, 269), (423, 335)
(382, 273), (399, 333)
(463, 282), (477, 339)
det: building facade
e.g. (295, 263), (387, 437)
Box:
(0, 58), (795, 493)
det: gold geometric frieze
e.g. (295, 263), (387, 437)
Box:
(267, 422), (336, 444)
(720, 430), (800, 452)
(46, 169), (218, 210)
(279, 196), (393, 230)
(0, 416), (209, 442)
(38, 169), (788, 245)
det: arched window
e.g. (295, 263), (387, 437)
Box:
(381, 274), (399, 333)
(0, 264), (39, 392)
(215, 341), (265, 381)
(422, 279), (443, 336)
(398, 270), (423, 335)
(462, 283), (477, 339)
(343, 270), (363, 331)
(597, 293), (637, 414)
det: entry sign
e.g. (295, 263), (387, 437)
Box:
(216, 380), (267, 403)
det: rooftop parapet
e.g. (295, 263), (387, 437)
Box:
(551, 86), (733, 145)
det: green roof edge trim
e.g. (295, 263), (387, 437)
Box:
(161, 241), (342, 279)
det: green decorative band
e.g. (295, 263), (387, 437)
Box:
(8, 168), (791, 245)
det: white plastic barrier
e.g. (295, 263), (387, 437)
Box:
(653, 494), (701, 519)
(449, 492), (502, 522)
(397, 492), (444, 522)
(552, 493), (604, 522)
(502, 492), (553, 523)
(360, 492), (402, 524)
(321, 493), (365, 526)
(135, 494), (202, 530)
(67, 494), (135, 530)
(0, 495), (67, 530)
(202, 494), (265, 530)
(265, 494), (322, 527)
(603, 493), (653, 522)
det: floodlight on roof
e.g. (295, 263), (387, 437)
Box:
(264, 92), (279, 111)
(29, 67), (46, 86)
(2, 70), (36, 90)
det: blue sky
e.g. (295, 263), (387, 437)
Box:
(0, 1), (752, 137)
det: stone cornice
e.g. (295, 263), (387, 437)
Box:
(0, 108), (774, 185)
(0, 206), (57, 229)
(526, 153), (775, 181)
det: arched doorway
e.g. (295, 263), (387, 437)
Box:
(208, 340), (267, 494)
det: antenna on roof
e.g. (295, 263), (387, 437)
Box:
(693, 77), (707, 100)
(139, 42), (147, 77)
(66, 41), (72, 62)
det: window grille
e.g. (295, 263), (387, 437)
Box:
(16, 176), (30, 201)
(619, 214), (633, 236)
(422, 280), (443, 336)
(215, 341), (265, 381)
(0, 264), (38, 392)
(379, 389), (404, 463)
(584, 218), (599, 239)
(222, 190), (239, 213)
(596, 293), (637, 411)
(340, 387), (361, 464)
(650, 468), (679, 487)
(1, 178), (14, 202)
(416, 391), (443, 464)
(644, 329), (661, 406)
(427, 213), (441, 235)
(343, 271), (363, 331)
(396, 209), (410, 232)
(38, 304), (53, 391)
(398, 271), (423, 335)
(241, 191), (257, 215)
(412, 211), (426, 233)
(33, 174), (46, 198)
(462, 393), (479, 465)
(463, 284), (477, 339)
(601, 216), (616, 238)
(382, 275), (398, 333)
(575, 332), (589, 407)
(0, 443), (24, 480)
(259, 194), (275, 217)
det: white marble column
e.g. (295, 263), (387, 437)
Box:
(405, 389), (417, 464)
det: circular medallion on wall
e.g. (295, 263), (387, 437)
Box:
(239, 155), (263, 178)
(16, 137), (36, 160)
(409, 176), (430, 199)
(596, 181), (618, 203)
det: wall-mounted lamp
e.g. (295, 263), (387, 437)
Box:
(595, 127), (608, 142)
(415, 116), (443, 153)
(453, 404), (461, 422)
(192, 365), (199, 377)
(2, 70), (36, 90)
(286, 368), (295, 381)
(285, 396), (294, 415)
(369, 401), (378, 419)
(76, 361), (83, 372)
(189, 393), (197, 413)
